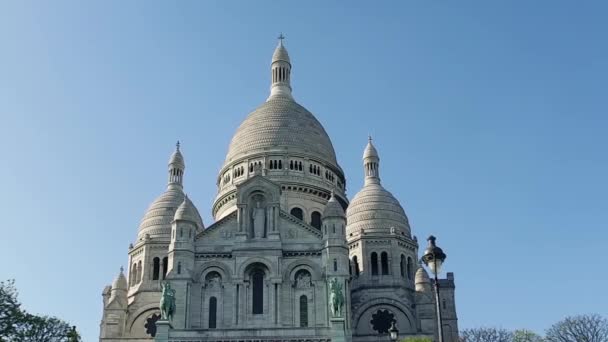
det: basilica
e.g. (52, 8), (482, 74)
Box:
(99, 39), (459, 342)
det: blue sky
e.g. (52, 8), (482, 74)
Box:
(1, 1), (607, 340)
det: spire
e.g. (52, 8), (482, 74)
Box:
(268, 34), (293, 100)
(168, 141), (185, 188)
(363, 136), (380, 185)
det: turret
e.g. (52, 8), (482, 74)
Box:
(100, 268), (128, 339)
(268, 34), (293, 100)
(166, 195), (203, 329)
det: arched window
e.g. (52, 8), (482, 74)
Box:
(290, 207), (303, 220)
(311, 211), (322, 229)
(400, 255), (406, 278)
(131, 263), (137, 286)
(333, 259), (338, 272)
(209, 297), (217, 329)
(381, 252), (389, 275)
(138, 261), (143, 282)
(353, 256), (360, 276)
(278, 160), (282, 169)
(162, 257), (168, 280)
(252, 269), (264, 314)
(177, 262), (182, 275)
(153, 257), (160, 280)
(407, 257), (413, 280)
(300, 295), (308, 327)
(371, 252), (378, 276)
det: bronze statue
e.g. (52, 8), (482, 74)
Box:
(160, 282), (176, 321)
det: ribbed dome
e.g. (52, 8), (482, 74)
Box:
(323, 193), (345, 219)
(169, 147), (185, 169)
(415, 267), (431, 292)
(346, 183), (411, 236)
(138, 187), (184, 240)
(224, 97), (339, 166)
(174, 196), (204, 229)
(272, 43), (290, 64)
(363, 138), (379, 159)
(112, 268), (127, 290)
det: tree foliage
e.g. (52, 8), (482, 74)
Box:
(545, 314), (608, 342)
(0, 280), (79, 342)
(460, 327), (514, 342)
(513, 330), (544, 342)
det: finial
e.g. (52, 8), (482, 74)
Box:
(176, 140), (180, 151)
(120, 266), (124, 273)
(368, 135), (372, 143)
(278, 33), (285, 44)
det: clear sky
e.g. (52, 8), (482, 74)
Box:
(1, 1), (607, 341)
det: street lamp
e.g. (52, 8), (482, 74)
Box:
(422, 235), (447, 342)
(389, 320), (399, 341)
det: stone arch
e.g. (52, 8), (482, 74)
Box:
(194, 260), (233, 284)
(237, 257), (275, 278)
(353, 297), (416, 335)
(283, 258), (323, 282)
(289, 206), (306, 221)
(126, 304), (161, 335)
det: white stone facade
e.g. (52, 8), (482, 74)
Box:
(99, 39), (458, 342)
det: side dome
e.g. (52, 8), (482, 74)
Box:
(174, 196), (204, 229)
(137, 143), (188, 240)
(138, 187), (184, 240)
(346, 138), (411, 237)
(346, 183), (411, 236)
(224, 97), (339, 166)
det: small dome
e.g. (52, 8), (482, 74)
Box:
(323, 193), (345, 219)
(346, 183), (411, 236)
(169, 143), (185, 169)
(415, 267), (431, 292)
(138, 187), (185, 240)
(363, 138), (379, 159)
(112, 268), (127, 290)
(174, 196), (204, 229)
(272, 41), (290, 64)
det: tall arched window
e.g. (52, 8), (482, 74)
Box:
(333, 259), (338, 272)
(290, 207), (303, 220)
(299, 295), (308, 327)
(177, 262), (182, 275)
(162, 257), (168, 280)
(153, 257), (160, 280)
(131, 263), (137, 286)
(311, 211), (322, 229)
(137, 261), (143, 282)
(407, 257), (413, 280)
(209, 297), (217, 329)
(400, 255), (406, 278)
(252, 269), (264, 314)
(371, 252), (378, 276)
(353, 256), (360, 276)
(381, 252), (389, 275)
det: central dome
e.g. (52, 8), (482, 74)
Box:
(224, 97), (338, 167)
(212, 39), (347, 220)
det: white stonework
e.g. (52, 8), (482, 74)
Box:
(99, 39), (458, 342)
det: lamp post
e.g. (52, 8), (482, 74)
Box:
(422, 235), (447, 342)
(389, 320), (399, 341)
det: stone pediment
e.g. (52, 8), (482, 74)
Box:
(278, 210), (323, 241)
(195, 210), (238, 243)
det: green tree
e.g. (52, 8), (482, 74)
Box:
(513, 329), (544, 342)
(460, 327), (513, 342)
(0, 279), (79, 342)
(545, 314), (608, 342)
